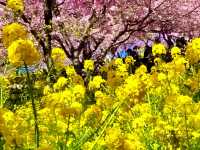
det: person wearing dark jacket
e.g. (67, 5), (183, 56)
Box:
(142, 44), (154, 73)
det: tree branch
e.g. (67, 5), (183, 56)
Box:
(182, 4), (200, 17)
(44, 0), (53, 56)
(52, 33), (71, 58)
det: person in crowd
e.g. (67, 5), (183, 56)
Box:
(127, 46), (139, 60)
(142, 44), (154, 73)
(176, 37), (187, 55)
(166, 35), (175, 49)
(154, 36), (161, 44)
(176, 37), (187, 49)
(117, 48), (128, 59)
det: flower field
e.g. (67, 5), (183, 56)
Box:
(1, 0), (200, 150)
(1, 35), (200, 149)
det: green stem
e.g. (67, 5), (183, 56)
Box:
(3, 63), (7, 75)
(90, 102), (121, 149)
(0, 88), (2, 108)
(66, 114), (70, 149)
(24, 63), (40, 148)
(184, 104), (190, 148)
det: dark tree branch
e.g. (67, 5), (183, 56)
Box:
(182, 4), (200, 17)
(76, 5), (107, 60)
(20, 15), (46, 52)
(91, 36), (105, 51)
(44, 0), (53, 56)
(52, 34), (71, 58)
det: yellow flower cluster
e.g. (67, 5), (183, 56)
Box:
(191, 37), (200, 50)
(125, 56), (135, 64)
(113, 58), (129, 77)
(115, 65), (148, 105)
(95, 91), (113, 109)
(104, 127), (123, 149)
(7, 0), (24, 13)
(53, 76), (68, 90)
(88, 75), (105, 90)
(51, 48), (67, 68)
(65, 65), (76, 76)
(2, 23), (28, 48)
(171, 46), (181, 58)
(8, 39), (40, 66)
(81, 105), (102, 127)
(84, 59), (94, 71)
(152, 43), (166, 56)
(114, 58), (123, 66)
(2, 22), (41, 67)
(186, 38), (200, 64)
(2, 37), (200, 149)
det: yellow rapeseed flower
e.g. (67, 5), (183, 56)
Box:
(154, 57), (163, 66)
(125, 56), (135, 64)
(116, 64), (128, 77)
(105, 127), (123, 149)
(7, 0), (24, 13)
(73, 84), (85, 99)
(177, 95), (192, 105)
(84, 59), (94, 71)
(51, 48), (67, 68)
(53, 77), (68, 90)
(172, 56), (189, 73)
(186, 38), (200, 64)
(152, 43), (166, 56)
(81, 105), (102, 127)
(2, 23), (28, 48)
(135, 65), (147, 75)
(114, 58), (123, 66)
(171, 46), (181, 58)
(8, 39), (40, 66)
(191, 38), (200, 50)
(88, 76), (105, 90)
(95, 91), (113, 108)
(70, 102), (83, 114)
(65, 65), (76, 76)
(157, 72), (167, 81)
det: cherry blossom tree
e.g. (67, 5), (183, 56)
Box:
(0, 0), (200, 73)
